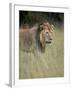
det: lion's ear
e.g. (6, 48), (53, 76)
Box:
(51, 24), (55, 32)
(39, 24), (43, 30)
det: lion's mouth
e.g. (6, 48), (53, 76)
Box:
(45, 35), (52, 44)
(46, 41), (51, 44)
(46, 40), (52, 44)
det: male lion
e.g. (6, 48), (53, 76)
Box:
(19, 21), (54, 52)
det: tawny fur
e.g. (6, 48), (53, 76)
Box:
(19, 22), (54, 52)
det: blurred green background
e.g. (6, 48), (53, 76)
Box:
(19, 11), (64, 27)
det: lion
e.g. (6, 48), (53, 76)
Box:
(19, 21), (54, 52)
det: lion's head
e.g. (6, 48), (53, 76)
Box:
(38, 21), (54, 51)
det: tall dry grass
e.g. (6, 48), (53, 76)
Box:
(19, 27), (64, 79)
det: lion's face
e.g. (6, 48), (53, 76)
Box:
(39, 22), (54, 48)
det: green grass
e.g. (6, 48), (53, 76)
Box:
(19, 27), (64, 79)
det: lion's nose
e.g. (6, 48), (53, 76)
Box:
(46, 32), (48, 34)
(49, 37), (52, 40)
